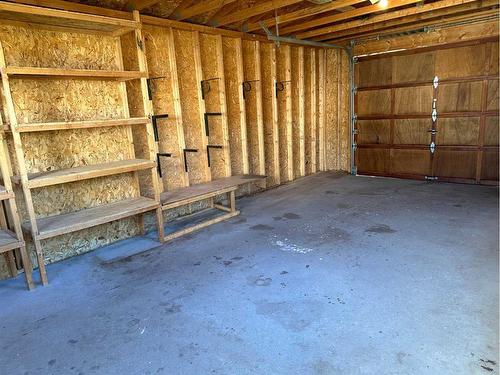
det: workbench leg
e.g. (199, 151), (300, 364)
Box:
(229, 190), (236, 212)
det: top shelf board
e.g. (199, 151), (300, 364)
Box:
(0, 1), (138, 35)
(2, 66), (147, 81)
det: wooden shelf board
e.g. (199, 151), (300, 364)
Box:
(7, 117), (149, 132)
(12, 159), (155, 188)
(0, 1), (138, 34)
(2, 67), (147, 81)
(161, 175), (266, 209)
(23, 197), (159, 240)
(0, 184), (14, 200)
(0, 228), (22, 254)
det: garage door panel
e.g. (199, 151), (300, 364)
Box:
(436, 117), (480, 146)
(394, 119), (430, 145)
(486, 79), (499, 111)
(435, 44), (487, 78)
(357, 120), (391, 144)
(484, 116), (499, 146)
(434, 150), (477, 179)
(357, 148), (389, 174)
(438, 82), (482, 112)
(486, 41), (499, 76)
(390, 150), (431, 176)
(393, 52), (435, 83)
(394, 86), (433, 114)
(357, 90), (391, 115)
(481, 151), (499, 181)
(356, 57), (392, 87)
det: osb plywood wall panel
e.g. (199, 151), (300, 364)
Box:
(291, 46), (305, 178)
(242, 39), (265, 176)
(260, 42), (280, 187)
(200, 33), (231, 180)
(223, 36), (248, 175)
(143, 25), (187, 190)
(172, 29), (210, 185)
(276, 45), (293, 182)
(0, 25), (141, 272)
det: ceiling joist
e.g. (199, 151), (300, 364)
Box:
(283, 0), (422, 37)
(210, 0), (303, 27)
(172, 0), (237, 20)
(245, 0), (366, 32)
(322, 0), (498, 42)
(305, 0), (485, 40)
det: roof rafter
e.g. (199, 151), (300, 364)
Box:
(245, 0), (366, 32)
(302, 0), (483, 40)
(281, 0), (421, 36)
(210, 0), (303, 27)
(334, 8), (498, 42)
(321, 0), (498, 42)
(172, 0), (238, 20)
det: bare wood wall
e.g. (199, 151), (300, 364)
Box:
(0, 23), (350, 279)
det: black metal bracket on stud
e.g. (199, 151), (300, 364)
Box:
(275, 80), (291, 98)
(200, 78), (220, 100)
(146, 76), (167, 100)
(204, 112), (222, 137)
(183, 149), (198, 172)
(156, 152), (172, 177)
(242, 80), (260, 99)
(206, 145), (223, 167)
(151, 114), (169, 141)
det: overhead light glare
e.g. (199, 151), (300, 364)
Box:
(369, 0), (380, 4)
(379, 0), (389, 7)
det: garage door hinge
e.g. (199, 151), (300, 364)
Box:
(432, 108), (437, 122)
(433, 76), (439, 88)
(352, 128), (358, 135)
(352, 143), (357, 151)
(351, 165), (357, 175)
(352, 114), (357, 123)
(425, 176), (438, 181)
(352, 86), (357, 94)
(427, 129), (438, 134)
(429, 141), (436, 153)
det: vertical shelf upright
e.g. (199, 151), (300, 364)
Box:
(0, 3), (165, 285)
(0, 128), (33, 290)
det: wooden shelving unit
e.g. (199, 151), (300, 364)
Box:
(0, 131), (33, 290)
(0, 7), (164, 286)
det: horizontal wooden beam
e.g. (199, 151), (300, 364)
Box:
(211, 0), (303, 26)
(173, 0), (237, 20)
(353, 17), (499, 55)
(245, 0), (365, 32)
(285, 0), (421, 38)
(125, 0), (161, 11)
(315, 0), (491, 41)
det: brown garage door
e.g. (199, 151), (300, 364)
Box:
(354, 39), (499, 185)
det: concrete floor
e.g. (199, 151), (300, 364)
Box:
(0, 172), (498, 375)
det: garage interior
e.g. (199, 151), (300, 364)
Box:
(0, 0), (498, 374)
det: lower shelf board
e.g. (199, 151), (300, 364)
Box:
(0, 184), (14, 200)
(23, 197), (159, 240)
(0, 229), (22, 253)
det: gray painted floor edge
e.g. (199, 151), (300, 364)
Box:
(0, 172), (498, 375)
